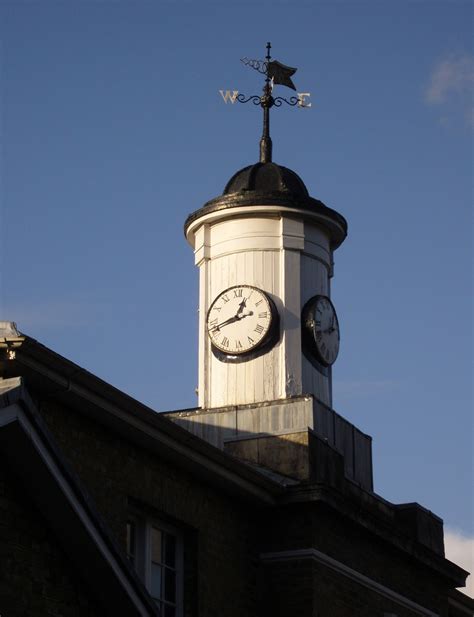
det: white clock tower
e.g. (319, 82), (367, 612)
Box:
(185, 159), (347, 411)
(184, 42), (347, 413)
(171, 45), (372, 492)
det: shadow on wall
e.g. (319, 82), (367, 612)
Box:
(165, 395), (373, 491)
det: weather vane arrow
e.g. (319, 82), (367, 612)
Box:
(219, 42), (312, 163)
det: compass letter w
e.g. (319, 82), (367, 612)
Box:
(219, 90), (239, 104)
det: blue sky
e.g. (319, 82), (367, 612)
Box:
(1, 0), (472, 574)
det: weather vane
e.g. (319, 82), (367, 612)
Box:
(219, 42), (311, 163)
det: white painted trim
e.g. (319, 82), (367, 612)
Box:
(185, 205), (344, 246)
(260, 548), (440, 617)
(208, 244), (280, 260)
(132, 515), (184, 617)
(0, 403), (20, 426)
(300, 250), (332, 273)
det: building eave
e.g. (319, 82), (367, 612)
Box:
(0, 377), (160, 617)
(0, 327), (283, 505)
(281, 484), (469, 589)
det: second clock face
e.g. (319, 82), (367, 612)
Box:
(302, 295), (340, 367)
(207, 285), (273, 355)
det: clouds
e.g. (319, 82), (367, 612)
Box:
(426, 54), (474, 103)
(445, 528), (474, 598)
(425, 54), (474, 128)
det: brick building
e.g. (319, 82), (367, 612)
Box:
(0, 71), (472, 616)
(1, 321), (472, 617)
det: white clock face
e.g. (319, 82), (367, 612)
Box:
(207, 285), (273, 355)
(310, 295), (340, 366)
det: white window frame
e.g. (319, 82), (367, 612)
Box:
(127, 514), (184, 617)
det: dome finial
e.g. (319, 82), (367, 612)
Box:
(259, 42), (273, 163)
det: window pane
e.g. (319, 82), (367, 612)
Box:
(164, 568), (176, 603)
(126, 521), (135, 561)
(164, 604), (176, 617)
(151, 527), (163, 563)
(151, 563), (162, 599)
(164, 533), (176, 567)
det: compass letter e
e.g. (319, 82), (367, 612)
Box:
(219, 90), (239, 104)
(297, 92), (312, 108)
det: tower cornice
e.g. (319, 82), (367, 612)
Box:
(184, 193), (347, 250)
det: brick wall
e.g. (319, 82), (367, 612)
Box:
(259, 559), (317, 617)
(0, 462), (101, 617)
(40, 399), (262, 617)
(260, 502), (452, 616)
(312, 560), (432, 617)
(0, 390), (460, 617)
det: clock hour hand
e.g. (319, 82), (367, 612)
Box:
(236, 297), (247, 316)
(237, 308), (253, 318)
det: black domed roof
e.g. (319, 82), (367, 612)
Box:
(224, 162), (309, 198)
(184, 159), (348, 249)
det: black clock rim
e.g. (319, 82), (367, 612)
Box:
(207, 284), (276, 357)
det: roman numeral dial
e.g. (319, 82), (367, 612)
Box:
(207, 285), (275, 356)
(302, 295), (340, 367)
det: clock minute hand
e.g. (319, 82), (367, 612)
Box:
(216, 298), (249, 328)
(210, 307), (254, 333)
(209, 315), (241, 332)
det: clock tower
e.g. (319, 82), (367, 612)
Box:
(185, 160), (347, 410)
(173, 45), (370, 492)
(184, 44), (348, 413)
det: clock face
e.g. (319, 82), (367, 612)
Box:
(207, 285), (274, 355)
(303, 295), (340, 366)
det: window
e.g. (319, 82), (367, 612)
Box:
(149, 525), (180, 615)
(127, 515), (183, 617)
(126, 519), (136, 565)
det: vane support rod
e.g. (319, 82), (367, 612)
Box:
(260, 90), (273, 163)
(260, 42), (273, 163)
(236, 42), (303, 162)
